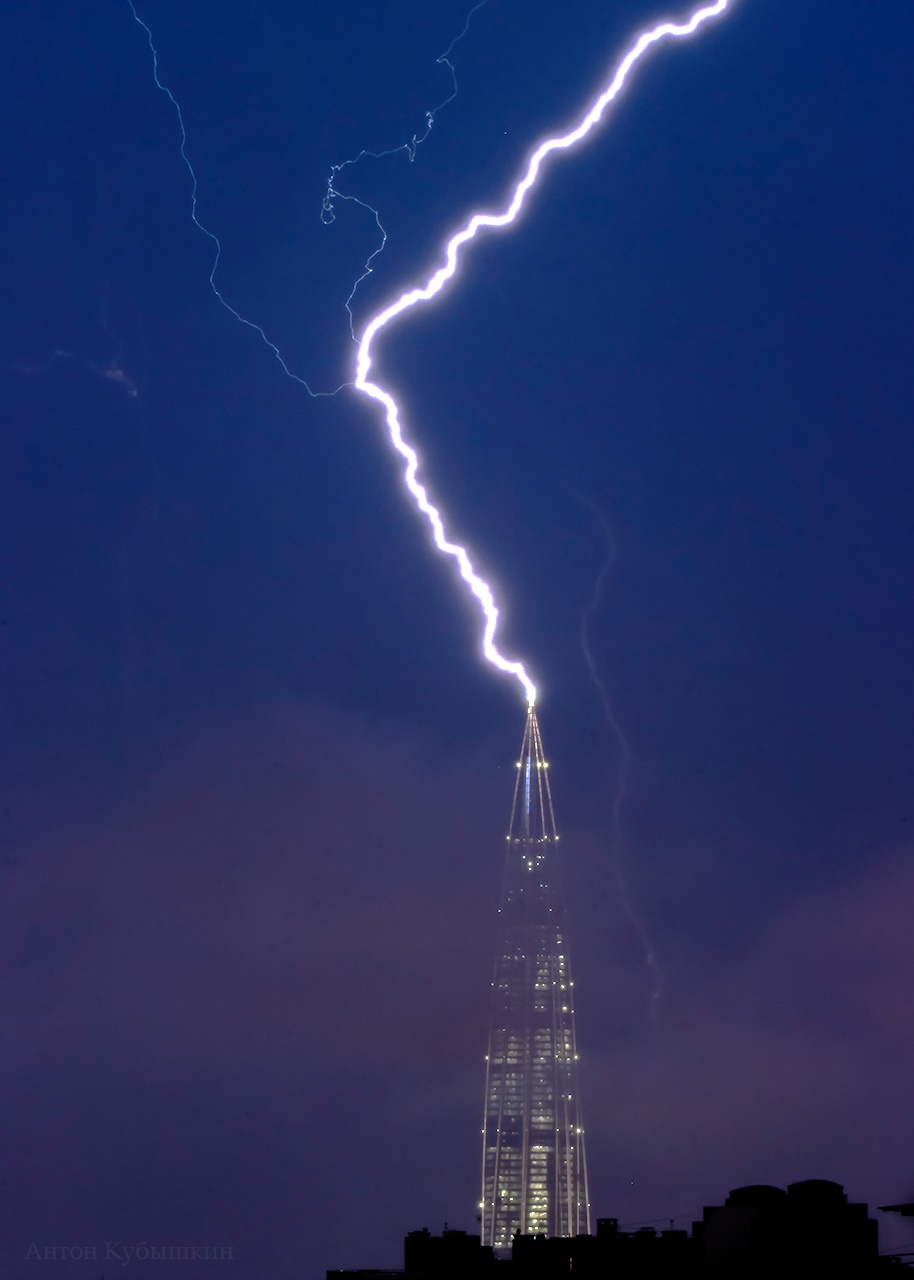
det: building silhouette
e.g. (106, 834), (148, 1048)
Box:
(329, 1180), (904, 1279)
(694, 1179), (881, 1275)
(480, 708), (590, 1250)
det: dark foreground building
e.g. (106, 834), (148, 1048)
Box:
(329, 1180), (913, 1278)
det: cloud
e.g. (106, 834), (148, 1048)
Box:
(0, 702), (505, 1276)
(3, 703), (912, 1275)
(579, 845), (914, 1246)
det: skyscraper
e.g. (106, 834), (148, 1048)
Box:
(480, 708), (590, 1250)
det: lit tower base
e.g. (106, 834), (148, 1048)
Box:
(481, 708), (590, 1251)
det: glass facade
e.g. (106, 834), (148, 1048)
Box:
(481, 710), (590, 1251)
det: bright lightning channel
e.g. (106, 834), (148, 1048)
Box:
(354, 0), (732, 709)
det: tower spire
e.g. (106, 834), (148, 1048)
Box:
(481, 708), (590, 1250)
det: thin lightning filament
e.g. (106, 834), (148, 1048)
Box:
(355, 0), (732, 708)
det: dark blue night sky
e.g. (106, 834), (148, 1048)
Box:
(2, 1), (914, 1275)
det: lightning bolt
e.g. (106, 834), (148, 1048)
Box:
(323, 1), (488, 341)
(125, 0), (334, 396)
(126, 0), (487, 393)
(354, 0), (733, 708)
(322, 1), (488, 226)
(578, 496), (664, 1028)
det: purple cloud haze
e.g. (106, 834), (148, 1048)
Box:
(2, 703), (912, 1277)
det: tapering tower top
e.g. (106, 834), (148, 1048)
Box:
(508, 708), (556, 848)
